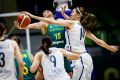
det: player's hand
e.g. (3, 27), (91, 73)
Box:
(61, 5), (66, 14)
(14, 20), (26, 29)
(109, 45), (118, 53)
(21, 11), (33, 18)
(14, 20), (20, 29)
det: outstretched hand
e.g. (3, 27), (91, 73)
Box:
(115, 45), (120, 54)
(110, 45), (118, 53)
(61, 5), (66, 14)
(20, 11), (33, 18)
(14, 20), (20, 29)
(14, 20), (26, 29)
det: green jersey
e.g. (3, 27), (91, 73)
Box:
(47, 24), (66, 48)
(15, 50), (35, 80)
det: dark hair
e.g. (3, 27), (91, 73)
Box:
(11, 36), (21, 47)
(0, 23), (6, 37)
(78, 7), (96, 31)
(81, 13), (96, 31)
(40, 36), (52, 55)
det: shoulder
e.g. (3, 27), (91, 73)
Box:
(11, 40), (18, 46)
(36, 50), (43, 56)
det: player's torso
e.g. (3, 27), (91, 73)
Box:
(47, 24), (66, 48)
(41, 48), (67, 80)
(65, 21), (86, 53)
(0, 39), (17, 80)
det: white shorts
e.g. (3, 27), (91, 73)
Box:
(45, 73), (71, 80)
(72, 52), (93, 80)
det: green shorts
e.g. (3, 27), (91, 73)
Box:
(64, 57), (73, 73)
(24, 77), (35, 80)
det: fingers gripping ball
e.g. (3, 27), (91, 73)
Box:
(16, 14), (31, 29)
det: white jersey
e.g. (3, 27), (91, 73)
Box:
(64, 21), (93, 80)
(0, 39), (17, 80)
(65, 21), (86, 53)
(41, 47), (70, 80)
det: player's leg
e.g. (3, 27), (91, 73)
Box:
(72, 53), (93, 80)
(81, 53), (93, 80)
(72, 57), (85, 80)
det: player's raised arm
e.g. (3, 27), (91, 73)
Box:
(24, 11), (74, 29)
(86, 31), (118, 53)
(61, 6), (71, 20)
(27, 22), (48, 29)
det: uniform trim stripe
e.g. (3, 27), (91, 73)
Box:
(66, 30), (71, 51)
(79, 56), (84, 80)
(91, 69), (94, 80)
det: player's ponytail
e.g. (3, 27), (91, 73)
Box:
(78, 7), (96, 31)
(0, 23), (6, 37)
(81, 13), (96, 31)
(40, 36), (52, 55)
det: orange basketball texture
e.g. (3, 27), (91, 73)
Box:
(16, 14), (31, 28)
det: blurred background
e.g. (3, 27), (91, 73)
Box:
(0, 0), (120, 80)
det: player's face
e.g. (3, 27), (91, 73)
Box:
(70, 9), (78, 19)
(70, 8), (82, 20)
(43, 10), (53, 18)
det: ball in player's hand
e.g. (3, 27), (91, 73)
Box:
(16, 14), (31, 29)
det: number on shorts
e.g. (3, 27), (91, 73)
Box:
(0, 52), (5, 67)
(23, 62), (29, 75)
(50, 55), (56, 67)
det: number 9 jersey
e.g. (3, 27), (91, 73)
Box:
(41, 47), (70, 80)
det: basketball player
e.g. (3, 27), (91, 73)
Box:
(11, 35), (36, 80)
(23, 9), (118, 80)
(30, 36), (80, 80)
(0, 23), (24, 80)
(61, 6), (118, 53)
(15, 10), (73, 78)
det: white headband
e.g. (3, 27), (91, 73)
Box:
(76, 7), (83, 17)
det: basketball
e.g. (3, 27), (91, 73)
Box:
(16, 14), (31, 29)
